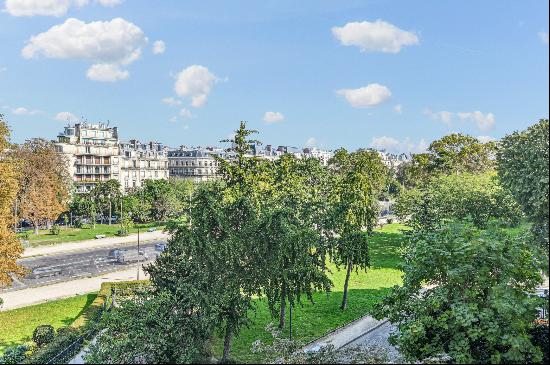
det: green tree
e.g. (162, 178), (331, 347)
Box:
(395, 171), (522, 231)
(328, 149), (387, 310)
(140, 179), (182, 221)
(90, 180), (121, 225)
(497, 119), (549, 250)
(86, 289), (214, 363)
(374, 222), (544, 364)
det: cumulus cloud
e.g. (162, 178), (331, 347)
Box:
(477, 135), (496, 144)
(86, 63), (129, 82)
(152, 40), (166, 54)
(12, 106), (41, 115)
(538, 31), (549, 44)
(332, 20), (419, 53)
(179, 108), (193, 119)
(162, 97), (181, 107)
(336, 83), (391, 108)
(263, 111), (285, 124)
(305, 137), (317, 148)
(174, 65), (218, 108)
(424, 108), (496, 131)
(22, 17), (146, 81)
(370, 136), (427, 153)
(457, 111), (495, 131)
(424, 109), (453, 125)
(4, 0), (123, 17)
(393, 104), (402, 114)
(54, 111), (78, 121)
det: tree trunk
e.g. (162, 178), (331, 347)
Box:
(108, 201), (112, 226)
(33, 223), (39, 235)
(341, 260), (353, 310)
(222, 322), (233, 363)
(46, 219), (52, 229)
(279, 291), (286, 329)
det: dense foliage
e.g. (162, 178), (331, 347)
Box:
(497, 119), (549, 250)
(374, 222), (544, 363)
(395, 172), (522, 230)
(32, 325), (55, 347)
(0, 115), (24, 288)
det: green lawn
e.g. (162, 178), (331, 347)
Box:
(0, 294), (97, 355)
(17, 222), (165, 247)
(213, 223), (408, 363)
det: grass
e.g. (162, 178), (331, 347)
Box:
(0, 294), (97, 355)
(17, 222), (165, 247)
(212, 223), (409, 363)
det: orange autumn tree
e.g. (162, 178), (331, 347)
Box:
(0, 115), (25, 288)
(16, 138), (71, 235)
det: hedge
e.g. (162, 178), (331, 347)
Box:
(24, 281), (149, 364)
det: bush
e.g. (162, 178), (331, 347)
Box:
(115, 229), (128, 237)
(20, 231), (30, 241)
(0, 344), (28, 364)
(32, 325), (55, 347)
(49, 224), (60, 235)
(530, 322), (549, 363)
(26, 327), (82, 364)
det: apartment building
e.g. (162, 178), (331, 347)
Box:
(119, 140), (169, 190)
(55, 123), (168, 193)
(167, 147), (229, 182)
(55, 123), (121, 193)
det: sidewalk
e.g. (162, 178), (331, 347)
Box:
(22, 231), (170, 258)
(0, 266), (149, 311)
(301, 314), (388, 352)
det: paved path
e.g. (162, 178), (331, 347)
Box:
(302, 315), (389, 352)
(22, 230), (170, 258)
(0, 266), (149, 311)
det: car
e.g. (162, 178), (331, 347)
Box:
(116, 249), (148, 264)
(30, 266), (62, 279)
(155, 243), (167, 252)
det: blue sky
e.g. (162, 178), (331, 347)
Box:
(1, 0), (548, 152)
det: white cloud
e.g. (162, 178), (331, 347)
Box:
(393, 104), (402, 114)
(179, 108), (193, 119)
(174, 65), (218, 108)
(54, 111), (78, 121)
(12, 106), (41, 115)
(538, 31), (549, 44)
(336, 83), (391, 108)
(424, 109), (453, 125)
(4, 0), (123, 17)
(477, 135), (496, 144)
(457, 111), (495, 131)
(370, 136), (427, 153)
(162, 97), (181, 107)
(305, 137), (317, 148)
(263, 111), (285, 124)
(169, 116), (177, 123)
(332, 19), (419, 53)
(86, 63), (129, 82)
(22, 17), (146, 81)
(152, 40), (166, 54)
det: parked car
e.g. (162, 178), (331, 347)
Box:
(155, 243), (167, 252)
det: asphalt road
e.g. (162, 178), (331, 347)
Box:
(1, 240), (165, 293)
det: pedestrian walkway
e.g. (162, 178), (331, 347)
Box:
(0, 266), (148, 311)
(22, 231), (170, 258)
(301, 314), (389, 352)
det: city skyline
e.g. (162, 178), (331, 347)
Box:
(1, 0), (548, 153)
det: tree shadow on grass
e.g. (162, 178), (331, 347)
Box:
(60, 293), (97, 326)
(369, 231), (407, 270)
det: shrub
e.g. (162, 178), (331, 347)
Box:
(49, 224), (60, 235)
(115, 229), (128, 237)
(26, 327), (82, 364)
(0, 344), (28, 364)
(530, 322), (549, 363)
(32, 325), (55, 347)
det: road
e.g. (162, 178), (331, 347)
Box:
(1, 240), (165, 293)
(341, 321), (401, 362)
